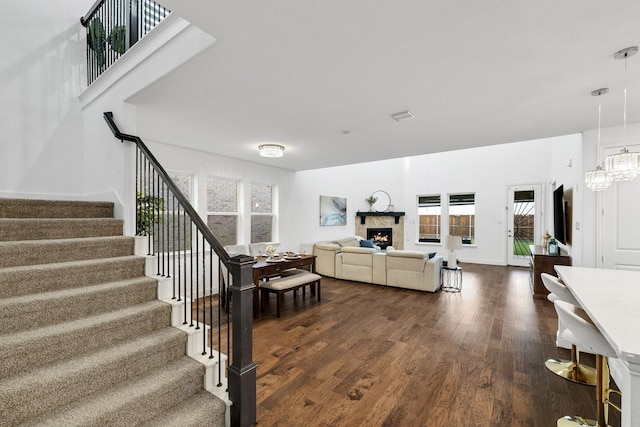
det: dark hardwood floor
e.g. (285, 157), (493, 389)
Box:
(206, 263), (622, 426)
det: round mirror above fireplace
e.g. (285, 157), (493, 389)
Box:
(370, 190), (391, 212)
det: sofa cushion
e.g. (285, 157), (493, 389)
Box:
(359, 239), (375, 248)
(341, 246), (377, 255)
(428, 252), (437, 259)
(386, 250), (427, 259)
(333, 237), (360, 247)
(315, 243), (340, 251)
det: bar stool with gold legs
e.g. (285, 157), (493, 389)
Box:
(542, 273), (597, 386)
(554, 300), (622, 427)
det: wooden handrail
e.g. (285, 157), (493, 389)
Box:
(103, 112), (230, 263)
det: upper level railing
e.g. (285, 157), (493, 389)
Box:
(81, 0), (170, 85)
(103, 112), (258, 427)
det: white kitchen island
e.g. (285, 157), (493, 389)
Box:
(555, 266), (640, 427)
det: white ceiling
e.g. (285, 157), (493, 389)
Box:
(127, 0), (640, 171)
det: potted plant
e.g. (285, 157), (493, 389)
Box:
(136, 192), (164, 236)
(366, 195), (378, 212)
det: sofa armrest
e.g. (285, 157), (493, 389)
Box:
(314, 243), (340, 277)
(425, 256), (443, 290)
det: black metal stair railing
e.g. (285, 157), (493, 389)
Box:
(104, 112), (257, 427)
(81, 0), (170, 85)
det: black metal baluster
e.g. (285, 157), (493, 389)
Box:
(155, 172), (161, 275)
(145, 155), (151, 255)
(171, 193), (176, 296)
(184, 219), (192, 326)
(175, 201), (181, 301)
(165, 182), (170, 278)
(194, 230), (199, 329)
(206, 248), (213, 357)
(216, 258), (223, 387)
(226, 267), (231, 393)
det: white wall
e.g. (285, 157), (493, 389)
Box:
(548, 134), (584, 265)
(0, 2), (87, 199)
(79, 16), (216, 230)
(153, 132), (584, 266)
(144, 139), (295, 245)
(281, 159), (406, 251)
(582, 122), (640, 267)
(288, 134), (583, 266)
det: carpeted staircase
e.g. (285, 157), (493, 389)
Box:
(0, 199), (226, 426)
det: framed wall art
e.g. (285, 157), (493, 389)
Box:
(319, 195), (347, 226)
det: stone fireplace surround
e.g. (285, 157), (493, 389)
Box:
(355, 212), (405, 250)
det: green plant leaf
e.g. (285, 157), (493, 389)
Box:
(109, 25), (127, 55)
(89, 18), (106, 67)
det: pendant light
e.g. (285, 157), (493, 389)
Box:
(604, 47), (640, 182)
(585, 88), (612, 191)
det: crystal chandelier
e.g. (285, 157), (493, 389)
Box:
(585, 89), (612, 191)
(585, 166), (612, 191)
(258, 144), (285, 158)
(605, 147), (639, 181)
(604, 47), (640, 182)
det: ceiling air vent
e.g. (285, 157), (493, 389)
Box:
(390, 110), (415, 122)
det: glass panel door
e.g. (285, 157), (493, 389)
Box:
(507, 184), (542, 266)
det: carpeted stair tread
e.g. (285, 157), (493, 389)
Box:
(0, 198), (114, 219)
(0, 299), (171, 379)
(0, 198), (228, 425)
(0, 255), (146, 298)
(0, 218), (123, 241)
(0, 276), (159, 334)
(0, 236), (135, 268)
(140, 389), (226, 427)
(25, 357), (209, 427)
(0, 328), (188, 426)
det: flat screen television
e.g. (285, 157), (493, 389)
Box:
(553, 185), (566, 245)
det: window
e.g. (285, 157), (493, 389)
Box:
(206, 177), (239, 247)
(251, 183), (274, 243)
(418, 195), (441, 243)
(170, 173), (192, 202)
(449, 193), (475, 245)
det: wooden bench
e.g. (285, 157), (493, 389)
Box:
(260, 272), (321, 318)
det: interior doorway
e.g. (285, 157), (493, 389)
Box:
(507, 184), (542, 267)
(599, 144), (640, 270)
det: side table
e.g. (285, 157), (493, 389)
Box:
(441, 266), (462, 292)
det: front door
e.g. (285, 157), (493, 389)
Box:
(599, 144), (640, 270)
(507, 184), (542, 267)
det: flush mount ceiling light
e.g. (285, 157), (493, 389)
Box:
(390, 110), (415, 122)
(258, 144), (285, 158)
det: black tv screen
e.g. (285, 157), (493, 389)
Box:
(553, 185), (566, 244)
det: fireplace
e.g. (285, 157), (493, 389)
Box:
(367, 227), (393, 249)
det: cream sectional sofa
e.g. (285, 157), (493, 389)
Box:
(313, 237), (443, 292)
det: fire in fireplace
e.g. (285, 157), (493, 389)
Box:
(367, 227), (393, 249)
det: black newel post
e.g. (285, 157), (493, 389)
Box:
(227, 255), (257, 427)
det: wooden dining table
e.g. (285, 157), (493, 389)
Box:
(554, 266), (640, 427)
(251, 254), (316, 318)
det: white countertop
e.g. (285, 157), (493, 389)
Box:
(555, 266), (640, 364)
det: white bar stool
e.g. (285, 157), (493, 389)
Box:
(554, 300), (621, 427)
(541, 273), (597, 386)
